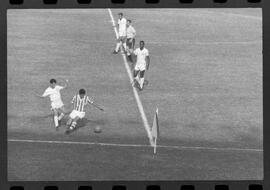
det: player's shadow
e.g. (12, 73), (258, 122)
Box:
(64, 118), (106, 134)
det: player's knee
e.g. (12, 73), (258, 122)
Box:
(74, 116), (80, 121)
(67, 119), (72, 125)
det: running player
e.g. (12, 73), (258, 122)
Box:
(37, 78), (68, 129)
(133, 41), (150, 91)
(113, 13), (127, 54)
(126, 19), (136, 59)
(66, 89), (104, 133)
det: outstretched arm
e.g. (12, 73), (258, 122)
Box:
(36, 89), (48, 98)
(88, 98), (104, 112)
(62, 79), (69, 89)
(36, 94), (45, 98)
(92, 102), (104, 112)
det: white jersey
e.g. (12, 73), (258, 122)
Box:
(42, 85), (64, 107)
(134, 48), (149, 65)
(71, 94), (93, 112)
(118, 18), (127, 36)
(127, 25), (136, 39)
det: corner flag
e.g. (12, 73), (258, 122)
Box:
(151, 108), (159, 154)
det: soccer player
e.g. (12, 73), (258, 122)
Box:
(126, 19), (136, 58)
(133, 41), (150, 91)
(113, 13), (127, 54)
(66, 89), (104, 133)
(37, 78), (68, 129)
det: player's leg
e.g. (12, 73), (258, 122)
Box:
(139, 69), (145, 90)
(132, 38), (135, 50)
(133, 69), (139, 80)
(122, 36), (127, 52)
(58, 106), (65, 121)
(126, 38), (132, 56)
(66, 117), (73, 126)
(66, 110), (76, 127)
(133, 68), (140, 87)
(70, 111), (85, 130)
(70, 116), (80, 130)
(52, 109), (59, 128)
(114, 38), (121, 54)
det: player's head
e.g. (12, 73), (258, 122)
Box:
(118, 13), (123, 19)
(127, 19), (131, 26)
(79, 89), (86, 98)
(50, 79), (57, 88)
(139, 41), (145, 49)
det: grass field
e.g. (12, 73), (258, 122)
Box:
(7, 8), (263, 180)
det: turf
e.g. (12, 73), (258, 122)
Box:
(7, 9), (263, 180)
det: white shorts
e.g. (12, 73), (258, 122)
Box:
(69, 110), (86, 119)
(134, 63), (146, 71)
(119, 30), (127, 38)
(51, 101), (64, 110)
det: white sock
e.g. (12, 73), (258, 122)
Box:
(58, 113), (64, 121)
(140, 78), (144, 88)
(71, 121), (77, 128)
(115, 42), (121, 52)
(54, 116), (59, 127)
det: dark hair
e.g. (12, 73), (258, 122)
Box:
(118, 13), (123, 16)
(140, 41), (145, 45)
(79, 89), (86, 95)
(50, 79), (56, 84)
(127, 19), (132, 23)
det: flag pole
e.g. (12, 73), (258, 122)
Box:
(154, 137), (157, 154)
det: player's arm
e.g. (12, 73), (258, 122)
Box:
(70, 95), (76, 104)
(131, 49), (138, 63)
(87, 97), (94, 104)
(146, 55), (150, 70)
(133, 27), (136, 37)
(87, 97), (104, 112)
(36, 89), (48, 98)
(61, 79), (69, 89)
(36, 94), (45, 98)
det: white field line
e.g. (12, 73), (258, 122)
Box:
(107, 9), (154, 146)
(8, 139), (263, 153)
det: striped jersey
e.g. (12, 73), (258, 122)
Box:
(71, 94), (93, 112)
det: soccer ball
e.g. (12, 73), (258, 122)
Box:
(94, 126), (102, 133)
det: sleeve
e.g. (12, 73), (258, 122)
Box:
(87, 96), (94, 104)
(56, 85), (64, 91)
(42, 88), (50, 97)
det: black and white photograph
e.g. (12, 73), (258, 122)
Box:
(7, 8), (263, 180)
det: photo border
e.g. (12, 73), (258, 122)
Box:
(0, 0), (267, 190)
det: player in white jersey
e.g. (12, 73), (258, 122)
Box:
(113, 13), (127, 54)
(37, 78), (68, 129)
(126, 19), (136, 59)
(133, 41), (150, 91)
(66, 89), (104, 133)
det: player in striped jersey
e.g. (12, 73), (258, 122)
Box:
(66, 89), (104, 133)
